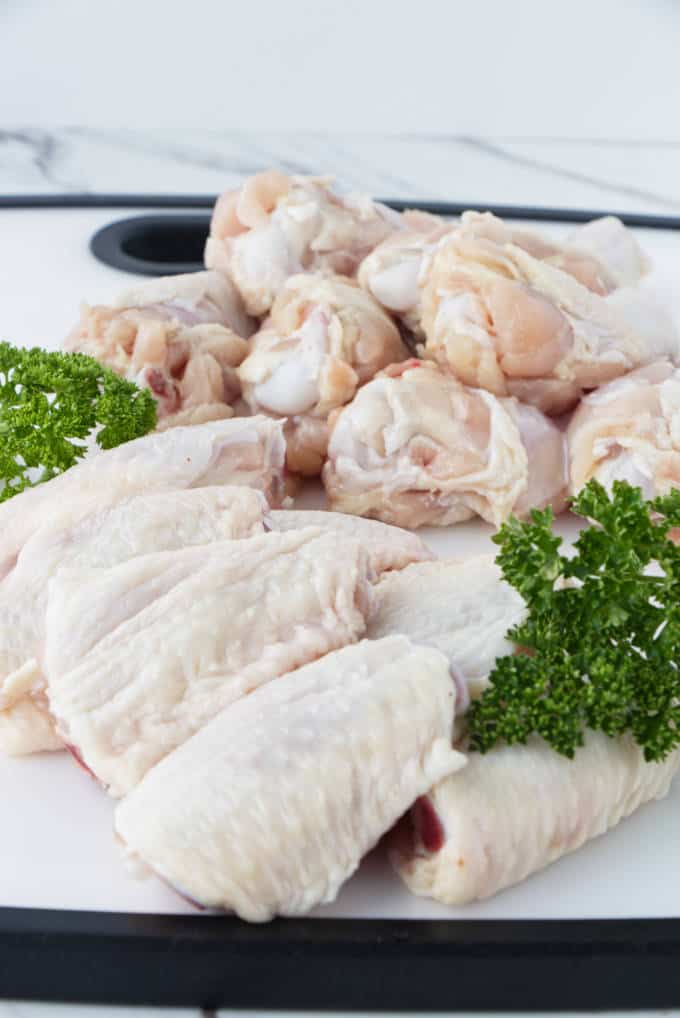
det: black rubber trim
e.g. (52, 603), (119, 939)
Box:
(1, 193), (680, 1010)
(81, 198), (680, 277)
(1, 191), (680, 227)
(0, 194), (217, 209)
(2, 908), (680, 1011)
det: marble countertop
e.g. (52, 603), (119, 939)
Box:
(2, 128), (680, 1018)
(2, 129), (680, 216)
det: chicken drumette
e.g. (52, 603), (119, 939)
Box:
(205, 171), (401, 316)
(66, 271), (254, 427)
(239, 273), (408, 475)
(419, 213), (672, 414)
(323, 360), (567, 528)
(568, 360), (680, 498)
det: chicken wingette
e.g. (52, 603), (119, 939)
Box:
(0, 486), (266, 755)
(0, 417), (285, 755)
(45, 528), (372, 795)
(389, 732), (680, 905)
(268, 510), (432, 579)
(115, 636), (464, 921)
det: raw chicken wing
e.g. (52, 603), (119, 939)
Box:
(66, 271), (254, 426)
(564, 215), (649, 290)
(45, 528), (372, 795)
(205, 171), (401, 315)
(239, 273), (407, 475)
(0, 486), (266, 756)
(420, 221), (675, 414)
(358, 210), (450, 337)
(0, 416), (284, 755)
(268, 509), (432, 578)
(356, 209), (642, 347)
(0, 414), (286, 578)
(453, 211), (648, 295)
(112, 270), (254, 337)
(389, 731), (680, 905)
(322, 360), (567, 528)
(367, 555), (525, 703)
(115, 636), (464, 921)
(567, 360), (680, 498)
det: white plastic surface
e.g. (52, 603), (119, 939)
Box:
(0, 207), (679, 918)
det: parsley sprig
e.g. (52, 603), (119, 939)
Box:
(468, 480), (680, 762)
(0, 343), (156, 502)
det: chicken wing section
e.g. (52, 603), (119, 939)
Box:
(367, 556), (525, 703)
(450, 211), (648, 296)
(420, 220), (674, 415)
(389, 732), (680, 905)
(66, 271), (254, 427)
(45, 528), (372, 796)
(322, 360), (567, 528)
(0, 417), (284, 755)
(0, 486), (266, 756)
(358, 210), (647, 347)
(205, 172), (401, 315)
(0, 415), (286, 576)
(358, 211), (450, 337)
(115, 636), (464, 921)
(563, 215), (649, 290)
(567, 360), (680, 498)
(268, 509), (432, 579)
(239, 273), (407, 475)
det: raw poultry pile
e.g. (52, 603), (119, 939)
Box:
(4, 170), (680, 921)
(68, 172), (680, 516)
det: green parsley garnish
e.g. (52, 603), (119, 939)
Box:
(468, 479), (680, 762)
(0, 342), (156, 502)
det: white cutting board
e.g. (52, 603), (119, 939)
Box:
(1, 205), (680, 919)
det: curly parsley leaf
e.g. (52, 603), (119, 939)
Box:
(0, 343), (156, 502)
(467, 480), (680, 762)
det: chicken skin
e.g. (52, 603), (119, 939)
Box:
(115, 636), (464, 921)
(562, 215), (649, 290)
(358, 210), (451, 338)
(389, 731), (680, 905)
(0, 486), (266, 756)
(358, 210), (646, 346)
(0, 417), (284, 756)
(239, 273), (408, 475)
(420, 218), (675, 415)
(66, 271), (254, 427)
(567, 360), (680, 498)
(268, 509), (432, 579)
(452, 211), (648, 296)
(0, 415), (285, 582)
(322, 360), (567, 528)
(45, 528), (372, 796)
(367, 555), (525, 704)
(205, 171), (401, 316)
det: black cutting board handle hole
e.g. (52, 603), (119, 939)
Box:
(90, 214), (210, 276)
